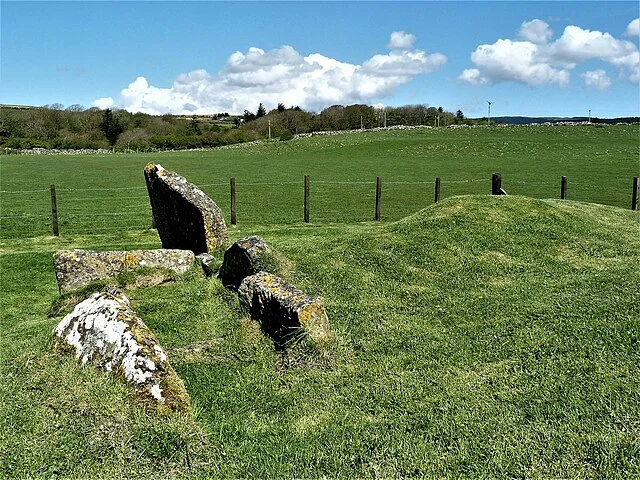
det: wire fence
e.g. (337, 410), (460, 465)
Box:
(1, 175), (638, 241)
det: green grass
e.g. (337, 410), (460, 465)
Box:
(1, 194), (639, 478)
(1, 127), (639, 477)
(1, 125), (638, 239)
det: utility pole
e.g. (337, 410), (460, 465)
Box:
(588, 110), (591, 123)
(487, 101), (493, 126)
(268, 120), (271, 140)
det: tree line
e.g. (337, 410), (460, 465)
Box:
(0, 102), (473, 153)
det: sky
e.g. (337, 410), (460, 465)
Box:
(1, 1), (639, 118)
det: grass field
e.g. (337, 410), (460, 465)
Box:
(1, 126), (639, 478)
(1, 125), (638, 240)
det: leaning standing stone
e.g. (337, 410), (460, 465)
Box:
(238, 271), (329, 349)
(53, 248), (195, 292)
(218, 236), (270, 290)
(144, 163), (228, 254)
(53, 288), (190, 412)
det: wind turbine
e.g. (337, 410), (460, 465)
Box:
(487, 101), (493, 126)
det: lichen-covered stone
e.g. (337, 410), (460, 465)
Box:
(53, 288), (190, 412)
(196, 253), (217, 277)
(144, 163), (228, 254)
(238, 272), (329, 349)
(218, 236), (270, 290)
(53, 249), (195, 292)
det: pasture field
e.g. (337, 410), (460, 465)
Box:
(1, 124), (638, 240)
(1, 126), (639, 478)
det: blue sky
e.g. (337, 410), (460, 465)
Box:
(2, 1), (639, 117)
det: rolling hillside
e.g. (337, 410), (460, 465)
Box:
(1, 195), (638, 478)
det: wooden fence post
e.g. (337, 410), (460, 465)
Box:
(434, 177), (441, 203)
(375, 176), (382, 221)
(491, 173), (502, 195)
(304, 175), (310, 223)
(492, 172), (508, 195)
(50, 184), (59, 236)
(561, 176), (567, 200)
(633, 176), (639, 211)
(230, 177), (237, 225)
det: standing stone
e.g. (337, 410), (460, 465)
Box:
(218, 236), (270, 290)
(53, 288), (190, 412)
(238, 272), (329, 349)
(53, 249), (195, 292)
(144, 163), (228, 254)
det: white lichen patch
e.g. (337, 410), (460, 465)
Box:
(150, 383), (163, 400)
(53, 289), (169, 404)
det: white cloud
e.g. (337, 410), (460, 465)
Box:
(519, 19), (553, 44)
(471, 38), (570, 86)
(626, 18), (640, 36)
(457, 68), (488, 85)
(362, 50), (446, 77)
(460, 19), (640, 87)
(545, 26), (638, 67)
(92, 97), (115, 109)
(581, 69), (612, 90)
(94, 32), (446, 114)
(387, 31), (416, 50)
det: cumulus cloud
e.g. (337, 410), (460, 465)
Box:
(626, 18), (640, 36)
(457, 68), (488, 85)
(387, 31), (416, 50)
(93, 32), (445, 115)
(518, 19), (553, 44)
(581, 69), (612, 90)
(471, 38), (571, 86)
(92, 97), (115, 109)
(460, 19), (640, 87)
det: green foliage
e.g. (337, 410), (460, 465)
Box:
(99, 109), (123, 146)
(279, 129), (294, 141)
(0, 103), (480, 153)
(187, 117), (201, 136)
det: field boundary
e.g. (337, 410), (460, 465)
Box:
(2, 174), (638, 240)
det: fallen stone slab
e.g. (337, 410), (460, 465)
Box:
(144, 163), (228, 254)
(218, 236), (270, 290)
(53, 249), (195, 292)
(53, 288), (190, 412)
(238, 271), (329, 349)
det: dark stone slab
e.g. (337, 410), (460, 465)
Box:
(144, 163), (228, 254)
(238, 272), (329, 349)
(218, 236), (270, 290)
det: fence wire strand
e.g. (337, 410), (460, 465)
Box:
(1, 175), (636, 240)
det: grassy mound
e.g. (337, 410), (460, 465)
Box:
(1, 195), (638, 478)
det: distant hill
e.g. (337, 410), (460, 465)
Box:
(487, 116), (640, 125)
